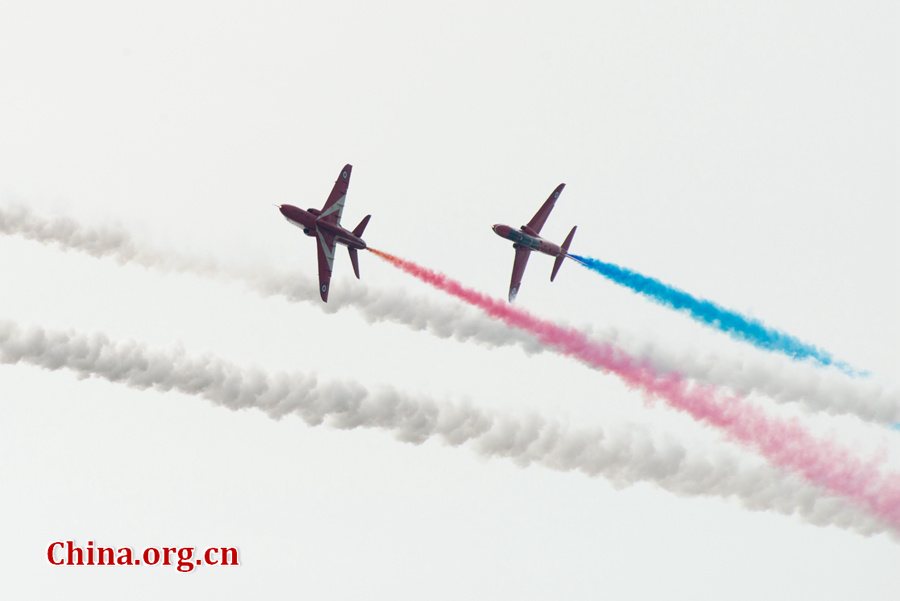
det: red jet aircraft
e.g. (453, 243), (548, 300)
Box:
(492, 183), (578, 302)
(277, 164), (370, 302)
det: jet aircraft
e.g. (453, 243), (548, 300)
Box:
(277, 164), (370, 302)
(492, 183), (578, 302)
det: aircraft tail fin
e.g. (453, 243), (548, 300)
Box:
(551, 225), (577, 282)
(352, 215), (371, 238)
(348, 247), (361, 279)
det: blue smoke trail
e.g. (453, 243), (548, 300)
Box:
(570, 253), (861, 375)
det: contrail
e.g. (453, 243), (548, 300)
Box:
(0, 319), (889, 538)
(369, 247), (900, 529)
(0, 204), (543, 352)
(1, 204), (897, 424)
(570, 253), (858, 375)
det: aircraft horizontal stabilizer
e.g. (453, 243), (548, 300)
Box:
(348, 247), (361, 279)
(551, 225), (577, 282)
(353, 215), (371, 238)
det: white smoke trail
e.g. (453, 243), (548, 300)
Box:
(0, 318), (890, 538)
(1, 204), (897, 424)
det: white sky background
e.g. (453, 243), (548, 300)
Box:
(1, 1), (898, 599)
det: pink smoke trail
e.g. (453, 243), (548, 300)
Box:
(368, 247), (900, 529)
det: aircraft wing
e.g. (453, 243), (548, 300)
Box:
(525, 183), (565, 235)
(508, 247), (531, 302)
(315, 229), (338, 302)
(318, 164), (353, 225)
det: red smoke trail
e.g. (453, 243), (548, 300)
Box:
(368, 247), (900, 529)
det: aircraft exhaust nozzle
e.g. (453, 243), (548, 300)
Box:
(551, 225), (577, 282)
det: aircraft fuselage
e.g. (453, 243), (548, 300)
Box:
(492, 224), (561, 257)
(280, 204), (367, 250)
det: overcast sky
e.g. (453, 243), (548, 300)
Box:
(1, 2), (898, 599)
